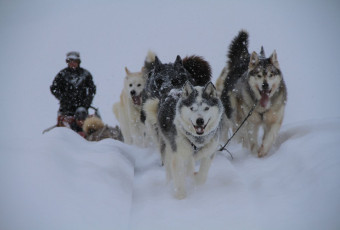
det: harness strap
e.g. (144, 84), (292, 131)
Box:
(219, 102), (258, 152)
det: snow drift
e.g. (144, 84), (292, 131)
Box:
(1, 119), (340, 230)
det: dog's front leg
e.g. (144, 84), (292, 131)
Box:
(242, 121), (259, 153)
(258, 108), (284, 157)
(249, 123), (260, 154)
(258, 122), (281, 157)
(194, 137), (218, 185)
(195, 153), (215, 185)
(171, 153), (188, 199)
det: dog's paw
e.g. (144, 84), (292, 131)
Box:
(258, 145), (267, 158)
(174, 188), (187, 200)
(194, 173), (207, 185)
(250, 143), (259, 154)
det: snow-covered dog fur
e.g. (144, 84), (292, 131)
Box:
(145, 82), (223, 199)
(113, 51), (155, 147)
(218, 30), (287, 157)
(143, 55), (223, 199)
(83, 116), (124, 142)
(141, 55), (212, 160)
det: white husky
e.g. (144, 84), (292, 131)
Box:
(113, 67), (146, 146)
(113, 52), (155, 147)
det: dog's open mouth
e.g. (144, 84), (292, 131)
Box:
(131, 95), (142, 106)
(192, 119), (209, 135)
(259, 89), (271, 107)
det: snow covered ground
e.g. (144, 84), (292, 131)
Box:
(1, 0), (340, 230)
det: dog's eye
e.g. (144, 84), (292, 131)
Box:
(190, 107), (194, 111)
(137, 84), (141, 87)
(204, 107), (209, 111)
(257, 75), (262, 78)
(129, 84), (132, 87)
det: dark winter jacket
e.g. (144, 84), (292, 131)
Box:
(50, 67), (96, 115)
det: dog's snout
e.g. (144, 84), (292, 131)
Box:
(130, 90), (136, 96)
(262, 81), (269, 91)
(196, 118), (204, 126)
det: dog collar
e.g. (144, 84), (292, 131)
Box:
(189, 138), (200, 153)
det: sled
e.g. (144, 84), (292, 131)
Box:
(42, 106), (101, 136)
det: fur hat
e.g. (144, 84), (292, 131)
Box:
(82, 116), (104, 135)
(66, 51), (81, 63)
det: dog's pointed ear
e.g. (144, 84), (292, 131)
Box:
(260, 46), (266, 58)
(182, 81), (194, 98)
(204, 82), (217, 98)
(125, 67), (131, 75)
(249, 51), (259, 70)
(174, 55), (183, 67)
(154, 56), (163, 72)
(270, 50), (280, 69)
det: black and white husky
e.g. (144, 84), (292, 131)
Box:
(143, 56), (223, 199)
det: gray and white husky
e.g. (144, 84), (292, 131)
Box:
(217, 30), (287, 157)
(144, 81), (224, 199)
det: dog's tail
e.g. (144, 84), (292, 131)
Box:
(227, 30), (250, 73)
(83, 116), (105, 136)
(143, 50), (156, 74)
(183, 55), (212, 86)
(221, 30), (250, 119)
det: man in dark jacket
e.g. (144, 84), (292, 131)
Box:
(50, 51), (96, 129)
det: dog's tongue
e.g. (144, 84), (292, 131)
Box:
(195, 126), (204, 135)
(260, 91), (270, 107)
(132, 95), (141, 105)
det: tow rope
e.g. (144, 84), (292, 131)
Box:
(218, 102), (258, 155)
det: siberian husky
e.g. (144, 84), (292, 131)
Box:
(141, 54), (212, 160)
(143, 55), (223, 199)
(145, 82), (223, 199)
(113, 51), (155, 147)
(218, 30), (287, 157)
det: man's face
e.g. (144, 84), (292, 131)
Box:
(67, 59), (79, 69)
(76, 119), (84, 127)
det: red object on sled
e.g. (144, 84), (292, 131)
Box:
(56, 115), (85, 138)
(43, 107), (100, 136)
(57, 115), (75, 128)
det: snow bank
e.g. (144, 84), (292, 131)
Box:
(0, 128), (134, 230)
(2, 119), (339, 230)
(129, 118), (340, 230)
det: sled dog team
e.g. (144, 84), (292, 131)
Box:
(112, 30), (287, 199)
